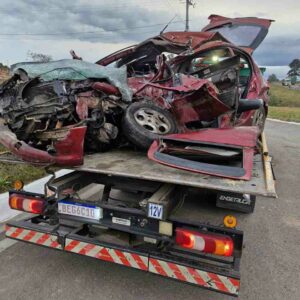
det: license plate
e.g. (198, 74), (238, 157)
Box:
(148, 203), (163, 220)
(58, 200), (102, 220)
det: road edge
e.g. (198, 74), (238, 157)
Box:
(267, 118), (300, 125)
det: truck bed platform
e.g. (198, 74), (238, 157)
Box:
(0, 143), (276, 198)
(72, 149), (276, 198)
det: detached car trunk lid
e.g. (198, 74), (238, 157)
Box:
(148, 126), (259, 180)
(202, 14), (274, 52)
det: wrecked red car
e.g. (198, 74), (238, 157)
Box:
(99, 15), (273, 140)
(0, 15), (273, 179)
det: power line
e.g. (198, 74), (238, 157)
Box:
(0, 28), (162, 41)
(164, 0), (185, 26)
(0, 0), (163, 12)
(0, 20), (186, 41)
(0, 20), (186, 37)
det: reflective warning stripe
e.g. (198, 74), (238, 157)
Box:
(149, 258), (239, 295)
(65, 238), (148, 271)
(5, 225), (239, 295)
(5, 225), (62, 250)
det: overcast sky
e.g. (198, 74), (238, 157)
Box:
(0, 0), (299, 77)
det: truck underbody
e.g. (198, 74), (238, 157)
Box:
(2, 134), (276, 297)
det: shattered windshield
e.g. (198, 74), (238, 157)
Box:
(11, 59), (132, 102)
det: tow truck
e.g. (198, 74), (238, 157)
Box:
(1, 133), (276, 297)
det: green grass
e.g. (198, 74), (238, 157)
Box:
(269, 83), (300, 107)
(268, 106), (300, 122)
(0, 145), (46, 193)
(268, 83), (300, 122)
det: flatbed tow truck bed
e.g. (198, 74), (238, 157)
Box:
(73, 148), (276, 198)
(2, 135), (276, 297)
(0, 146), (276, 198)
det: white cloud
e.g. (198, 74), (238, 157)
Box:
(263, 66), (290, 79)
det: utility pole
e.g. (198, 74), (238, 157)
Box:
(184, 0), (195, 32)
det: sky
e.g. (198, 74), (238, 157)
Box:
(0, 0), (299, 78)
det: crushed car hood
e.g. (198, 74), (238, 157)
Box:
(11, 59), (132, 102)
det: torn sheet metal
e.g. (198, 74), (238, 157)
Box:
(148, 127), (259, 180)
(0, 118), (86, 166)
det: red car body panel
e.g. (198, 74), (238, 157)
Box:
(97, 46), (136, 66)
(159, 31), (229, 48)
(161, 126), (259, 147)
(92, 82), (121, 96)
(128, 74), (230, 125)
(148, 127), (259, 180)
(202, 14), (274, 53)
(0, 122), (87, 166)
(203, 14), (273, 32)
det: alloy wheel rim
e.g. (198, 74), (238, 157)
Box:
(134, 108), (172, 134)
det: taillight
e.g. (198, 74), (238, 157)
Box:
(9, 193), (45, 214)
(175, 228), (234, 257)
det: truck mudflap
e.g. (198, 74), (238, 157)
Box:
(5, 219), (240, 296)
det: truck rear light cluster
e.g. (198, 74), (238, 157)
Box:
(175, 228), (234, 257)
(9, 193), (45, 214)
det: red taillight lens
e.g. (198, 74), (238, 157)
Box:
(9, 193), (45, 214)
(175, 228), (234, 257)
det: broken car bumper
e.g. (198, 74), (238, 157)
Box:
(0, 120), (87, 166)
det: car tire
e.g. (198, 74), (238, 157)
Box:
(252, 106), (266, 134)
(122, 101), (178, 149)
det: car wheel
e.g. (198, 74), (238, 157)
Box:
(122, 101), (178, 149)
(252, 106), (266, 133)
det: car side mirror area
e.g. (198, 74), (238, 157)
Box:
(237, 99), (263, 114)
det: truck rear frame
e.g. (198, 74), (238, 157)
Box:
(3, 136), (276, 297)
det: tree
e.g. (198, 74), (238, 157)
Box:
(27, 51), (53, 63)
(287, 58), (300, 76)
(268, 74), (279, 82)
(0, 62), (9, 71)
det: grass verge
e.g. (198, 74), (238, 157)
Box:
(268, 83), (300, 122)
(0, 145), (46, 193)
(269, 83), (300, 107)
(0, 163), (46, 193)
(268, 106), (300, 122)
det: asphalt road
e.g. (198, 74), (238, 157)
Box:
(0, 120), (299, 300)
